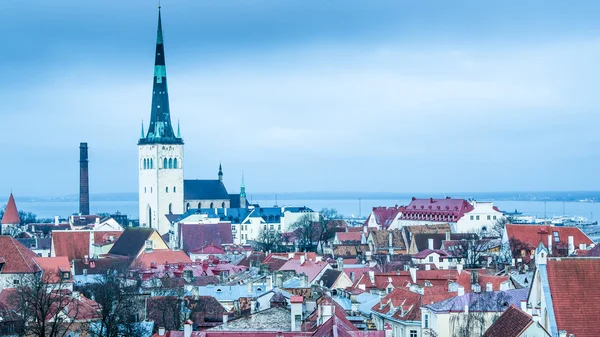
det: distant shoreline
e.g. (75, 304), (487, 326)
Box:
(12, 191), (600, 203)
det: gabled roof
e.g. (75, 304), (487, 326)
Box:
(108, 227), (157, 257)
(365, 206), (404, 228)
(412, 233), (476, 252)
(585, 244), (600, 257)
(546, 258), (600, 337)
(412, 248), (452, 259)
(178, 223), (233, 254)
(184, 180), (230, 200)
(51, 231), (91, 261)
(34, 256), (71, 283)
(424, 288), (528, 313)
(135, 249), (192, 269)
(371, 287), (454, 322)
(369, 230), (405, 250)
(506, 224), (593, 252)
(483, 305), (545, 337)
(1, 193), (20, 225)
(0, 236), (38, 273)
(336, 232), (363, 244)
(278, 259), (329, 283)
(319, 269), (342, 288)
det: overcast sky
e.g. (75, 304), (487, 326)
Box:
(1, 0), (600, 197)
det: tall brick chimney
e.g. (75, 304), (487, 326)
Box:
(79, 143), (90, 215)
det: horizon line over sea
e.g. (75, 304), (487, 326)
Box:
(11, 198), (600, 222)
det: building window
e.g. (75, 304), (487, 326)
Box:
(186, 203), (190, 211)
(470, 215), (474, 220)
(144, 187), (147, 193)
(62, 272), (70, 280)
(448, 258), (452, 262)
(169, 203), (172, 214)
(174, 186), (176, 193)
(143, 159), (147, 169)
(428, 256), (434, 263)
(476, 215), (480, 220)
(13, 279), (19, 285)
(150, 187), (153, 193)
(222, 202), (225, 208)
(163, 158), (168, 169)
(166, 187), (169, 193)
(553, 231), (560, 243)
(493, 215), (497, 220)
(198, 202), (201, 209)
(210, 202), (214, 208)
(173, 158), (178, 169)
(150, 159), (153, 169)
(168, 158), (173, 169)
(424, 314), (429, 328)
(487, 215), (491, 220)
(410, 331), (417, 337)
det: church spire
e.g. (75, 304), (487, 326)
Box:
(139, 7), (182, 145)
(218, 163), (223, 182)
(240, 172), (246, 198)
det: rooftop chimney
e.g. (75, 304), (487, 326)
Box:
(222, 313), (228, 328)
(183, 320), (192, 337)
(457, 264), (463, 275)
(299, 254), (306, 265)
(290, 296), (303, 331)
(486, 282), (493, 292)
(54, 216), (59, 226)
(568, 236), (575, 255)
(158, 327), (165, 336)
(409, 267), (417, 283)
(457, 286), (465, 296)
(79, 142), (90, 215)
(548, 234), (553, 255)
(428, 238), (434, 250)
(445, 231), (451, 241)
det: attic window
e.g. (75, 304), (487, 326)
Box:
(216, 288), (222, 292)
(62, 272), (70, 280)
(425, 281), (432, 287)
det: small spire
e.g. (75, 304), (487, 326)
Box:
(240, 172), (246, 198)
(141, 120), (145, 138)
(177, 119), (181, 138)
(218, 162), (223, 181)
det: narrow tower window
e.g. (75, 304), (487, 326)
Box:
(168, 158), (173, 169)
(150, 159), (153, 169)
(173, 158), (178, 169)
(163, 158), (168, 169)
(166, 187), (169, 193)
(143, 159), (147, 169)
(173, 187), (176, 193)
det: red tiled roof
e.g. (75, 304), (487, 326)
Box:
(483, 305), (537, 337)
(400, 198), (473, 221)
(34, 256), (72, 283)
(290, 295), (303, 303)
(278, 259), (329, 283)
(191, 245), (225, 255)
(51, 231), (91, 261)
(372, 287), (454, 321)
(93, 231), (122, 245)
(135, 249), (192, 269)
(413, 249), (451, 259)
(365, 206), (404, 228)
(506, 224), (593, 253)
(546, 258), (600, 337)
(1, 193), (20, 224)
(336, 232), (362, 243)
(0, 236), (38, 273)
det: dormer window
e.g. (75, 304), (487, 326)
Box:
(62, 272), (70, 280)
(553, 231), (560, 243)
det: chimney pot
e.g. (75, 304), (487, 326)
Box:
(428, 238), (434, 250)
(158, 327), (165, 336)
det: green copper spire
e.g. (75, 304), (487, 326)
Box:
(141, 120), (145, 138)
(139, 7), (182, 145)
(177, 119), (181, 138)
(240, 172), (246, 198)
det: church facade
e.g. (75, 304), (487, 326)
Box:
(138, 9), (244, 235)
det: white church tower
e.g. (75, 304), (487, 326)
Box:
(138, 7), (184, 235)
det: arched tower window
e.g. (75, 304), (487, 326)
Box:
(186, 203), (190, 211)
(163, 158), (168, 169)
(150, 159), (153, 169)
(168, 158), (173, 169)
(173, 186), (176, 193)
(143, 159), (147, 169)
(169, 203), (173, 214)
(210, 202), (214, 208)
(173, 158), (178, 169)
(166, 187), (169, 193)
(198, 202), (201, 209)
(222, 202), (225, 208)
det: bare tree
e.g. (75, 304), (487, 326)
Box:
(449, 232), (490, 269)
(9, 273), (85, 337)
(254, 227), (283, 252)
(290, 213), (319, 252)
(82, 268), (145, 337)
(316, 208), (343, 254)
(147, 296), (183, 332)
(449, 291), (510, 337)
